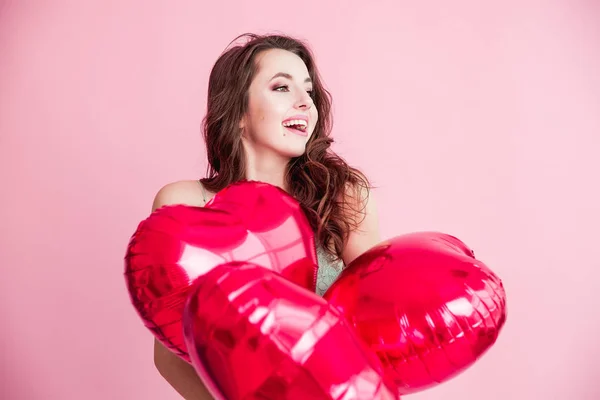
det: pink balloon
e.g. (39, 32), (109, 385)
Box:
(124, 180), (318, 362)
(323, 232), (507, 395)
(183, 262), (400, 400)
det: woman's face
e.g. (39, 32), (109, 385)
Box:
(241, 48), (318, 159)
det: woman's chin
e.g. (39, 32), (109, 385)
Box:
(273, 142), (309, 159)
(284, 146), (309, 159)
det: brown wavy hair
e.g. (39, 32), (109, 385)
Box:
(200, 33), (371, 262)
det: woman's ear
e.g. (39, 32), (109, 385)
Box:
(239, 116), (250, 140)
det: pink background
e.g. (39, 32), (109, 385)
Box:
(1, 1), (599, 399)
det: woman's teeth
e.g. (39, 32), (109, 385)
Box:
(282, 120), (308, 131)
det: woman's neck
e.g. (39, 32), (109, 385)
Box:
(245, 166), (288, 192)
(243, 145), (291, 192)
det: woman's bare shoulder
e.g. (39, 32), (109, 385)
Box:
(151, 179), (212, 211)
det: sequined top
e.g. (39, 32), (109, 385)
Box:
(315, 245), (344, 297)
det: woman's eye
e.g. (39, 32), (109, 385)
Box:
(273, 85), (314, 98)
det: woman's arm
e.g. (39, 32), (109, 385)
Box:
(151, 181), (214, 400)
(154, 339), (214, 400)
(341, 184), (381, 266)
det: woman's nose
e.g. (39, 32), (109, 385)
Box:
(295, 91), (313, 109)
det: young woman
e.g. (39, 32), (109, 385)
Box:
(151, 33), (381, 400)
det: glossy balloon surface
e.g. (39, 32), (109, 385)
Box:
(183, 262), (400, 400)
(323, 232), (507, 394)
(124, 180), (318, 361)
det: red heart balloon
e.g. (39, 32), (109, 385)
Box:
(323, 232), (507, 395)
(183, 262), (400, 400)
(124, 180), (318, 362)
